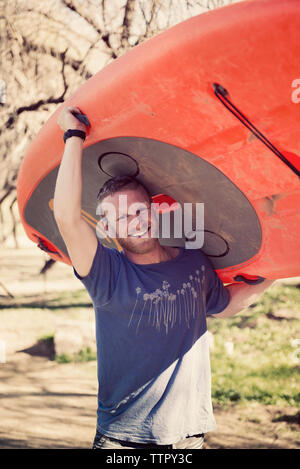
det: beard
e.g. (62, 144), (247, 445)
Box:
(116, 234), (158, 254)
(117, 216), (160, 255)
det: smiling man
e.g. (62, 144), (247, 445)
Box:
(53, 106), (275, 450)
(95, 176), (179, 262)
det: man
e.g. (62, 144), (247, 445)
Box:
(53, 106), (275, 449)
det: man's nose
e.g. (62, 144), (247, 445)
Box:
(138, 210), (149, 226)
(129, 212), (148, 236)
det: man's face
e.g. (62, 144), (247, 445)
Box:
(97, 188), (159, 254)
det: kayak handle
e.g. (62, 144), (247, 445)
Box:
(234, 274), (265, 285)
(35, 235), (61, 257)
(213, 82), (300, 178)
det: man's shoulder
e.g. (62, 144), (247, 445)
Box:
(181, 246), (208, 259)
(99, 240), (122, 257)
(181, 246), (215, 270)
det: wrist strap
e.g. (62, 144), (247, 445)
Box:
(63, 129), (86, 143)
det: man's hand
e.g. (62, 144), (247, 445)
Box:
(215, 279), (275, 318)
(57, 106), (87, 132)
(54, 105), (98, 277)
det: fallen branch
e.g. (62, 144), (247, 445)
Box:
(0, 279), (14, 298)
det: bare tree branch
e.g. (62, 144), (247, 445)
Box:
(0, 0), (238, 251)
(4, 48), (69, 130)
(62, 0), (103, 35)
(120, 0), (136, 50)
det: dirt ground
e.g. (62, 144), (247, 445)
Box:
(1, 351), (299, 449)
(0, 245), (299, 449)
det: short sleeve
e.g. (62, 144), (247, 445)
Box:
(73, 239), (121, 307)
(203, 256), (230, 316)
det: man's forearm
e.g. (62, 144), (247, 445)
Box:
(217, 279), (275, 318)
(53, 137), (83, 223)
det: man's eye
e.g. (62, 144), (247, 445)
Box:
(137, 207), (148, 215)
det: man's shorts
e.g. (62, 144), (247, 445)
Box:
(92, 430), (205, 449)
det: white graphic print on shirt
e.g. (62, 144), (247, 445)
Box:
(128, 265), (206, 334)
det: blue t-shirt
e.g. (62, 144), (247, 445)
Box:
(73, 240), (230, 445)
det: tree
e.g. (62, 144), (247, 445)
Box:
(0, 0), (238, 249)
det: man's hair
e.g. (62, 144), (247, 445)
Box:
(97, 175), (152, 204)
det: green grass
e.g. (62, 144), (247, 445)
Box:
(36, 333), (97, 364)
(39, 333), (55, 343)
(208, 283), (300, 407)
(55, 346), (97, 364)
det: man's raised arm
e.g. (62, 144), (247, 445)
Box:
(215, 279), (275, 318)
(53, 106), (97, 277)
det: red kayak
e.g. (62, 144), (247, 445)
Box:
(17, 0), (300, 284)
